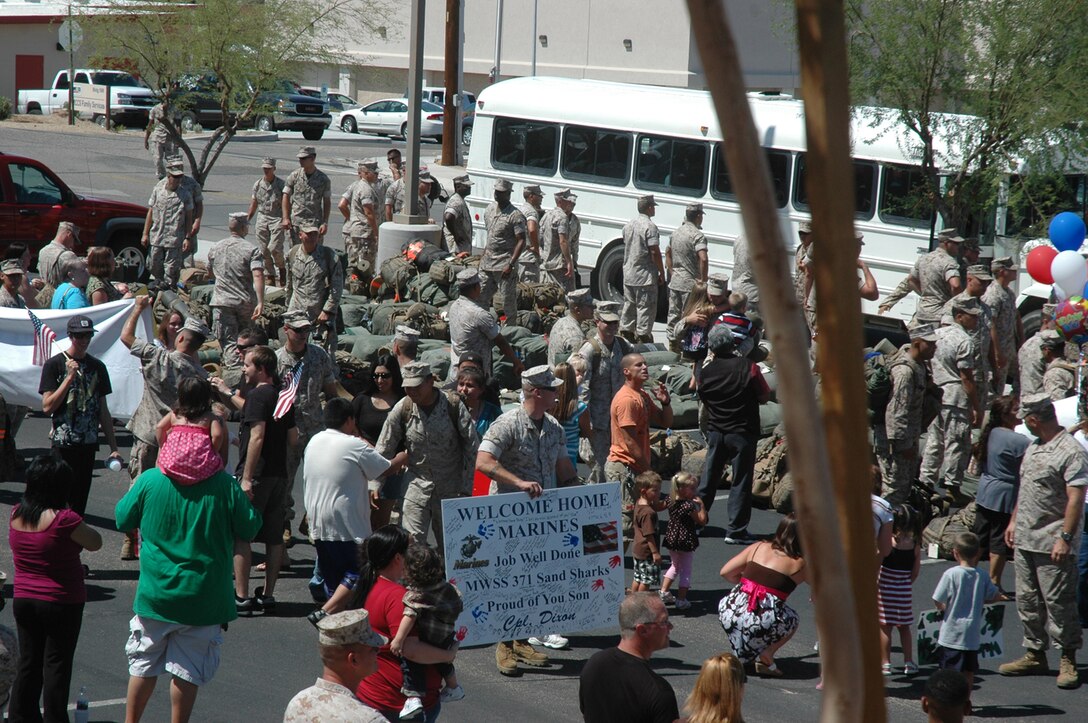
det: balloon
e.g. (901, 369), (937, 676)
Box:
(1055, 296), (1088, 343)
(1026, 245), (1058, 284)
(1050, 250), (1088, 299)
(1049, 212), (1087, 253)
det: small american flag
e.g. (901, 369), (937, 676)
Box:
(28, 310), (56, 366)
(273, 359), (304, 420)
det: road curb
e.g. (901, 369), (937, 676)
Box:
(184, 130), (279, 142)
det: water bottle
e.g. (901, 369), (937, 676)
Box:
(108, 457), (123, 473)
(74, 686), (89, 723)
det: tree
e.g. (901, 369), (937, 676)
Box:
(86, 0), (396, 185)
(845, 0), (1088, 236)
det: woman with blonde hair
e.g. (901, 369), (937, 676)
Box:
(552, 361), (589, 470)
(671, 281), (717, 360)
(683, 653), (747, 723)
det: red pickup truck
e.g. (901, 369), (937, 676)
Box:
(0, 152), (148, 276)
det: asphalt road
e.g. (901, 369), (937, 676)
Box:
(0, 124), (1081, 722)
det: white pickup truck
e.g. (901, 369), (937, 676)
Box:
(17, 69), (156, 126)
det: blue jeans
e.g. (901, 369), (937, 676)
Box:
(1078, 525), (1088, 628)
(700, 430), (757, 536)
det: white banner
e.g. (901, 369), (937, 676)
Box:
(72, 82), (108, 114)
(0, 300), (152, 420)
(442, 483), (625, 647)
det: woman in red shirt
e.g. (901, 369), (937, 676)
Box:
(8, 455), (102, 722)
(349, 526), (458, 721)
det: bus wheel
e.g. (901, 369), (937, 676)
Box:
(593, 243), (626, 304)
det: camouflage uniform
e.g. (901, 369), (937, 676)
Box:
(547, 313), (587, 366)
(920, 323), (976, 492)
(443, 192), (474, 254)
(0, 622), (16, 707)
(283, 167), (332, 243)
(252, 175), (287, 279)
(0, 286), (25, 309)
(284, 678), (386, 723)
(448, 296), (500, 377)
(479, 405), (565, 494)
(277, 343), (338, 524)
(620, 214), (661, 338)
(208, 233), (263, 368)
(285, 244), (343, 357)
(539, 207), (578, 291)
(125, 338), (208, 478)
(942, 291), (993, 409)
(518, 202), (542, 283)
(1043, 359), (1077, 401)
(1013, 429), (1087, 653)
(879, 274), (915, 313)
(667, 220), (708, 335)
(984, 281), (1018, 391)
(384, 180), (431, 218)
(376, 393), (478, 548)
(730, 234), (760, 310)
(147, 104), (178, 179)
(911, 248), (959, 324)
(146, 183), (193, 288)
(480, 201), (527, 317)
(175, 173), (203, 267)
(36, 242), (79, 291)
(345, 179), (379, 271)
(577, 333), (633, 484)
(1019, 335), (1047, 397)
(877, 348), (928, 504)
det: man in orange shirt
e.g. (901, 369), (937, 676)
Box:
(605, 354), (673, 549)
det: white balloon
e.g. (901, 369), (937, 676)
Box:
(1050, 250), (1087, 299)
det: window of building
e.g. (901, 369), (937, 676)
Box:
(793, 154), (876, 219)
(561, 126), (631, 185)
(634, 135), (708, 196)
(492, 117), (559, 175)
(711, 145), (791, 208)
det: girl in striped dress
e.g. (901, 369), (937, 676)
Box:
(878, 504), (921, 675)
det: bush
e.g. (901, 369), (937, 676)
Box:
(0, 96), (12, 121)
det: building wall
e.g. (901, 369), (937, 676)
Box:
(0, 21), (92, 105)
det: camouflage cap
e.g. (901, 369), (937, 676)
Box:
(1017, 391), (1054, 419)
(951, 296), (981, 316)
(638, 194), (657, 206)
(522, 364), (563, 388)
(798, 220), (812, 234)
(686, 202), (704, 215)
(456, 268), (480, 287)
(401, 360), (434, 387)
(394, 324), (421, 343)
(937, 228), (959, 239)
(300, 224), (321, 234)
(555, 188), (577, 202)
(991, 256), (1017, 271)
(1042, 303), (1057, 318)
(855, 230), (865, 244)
(297, 146), (317, 158)
(966, 264), (993, 281)
(453, 174), (473, 186)
(594, 300), (621, 322)
(1, 259), (23, 275)
(963, 237), (980, 250)
(524, 184), (543, 196)
(494, 178), (513, 192)
(1038, 329), (1065, 348)
(282, 309), (313, 330)
(358, 159), (379, 171)
(261, 157), (277, 169)
(566, 288), (593, 307)
(229, 211), (249, 224)
(317, 609), (388, 648)
(58, 221), (81, 238)
(166, 164), (185, 177)
(942, 234), (965, 245)
(707, 273), (729, 296)
(418, 170), (434, 185)
(909, 323), (938, 342)
(181, 316), (211, 340)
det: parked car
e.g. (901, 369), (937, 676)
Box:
(249, 80), (332, 141)
(16, 69), (156, 127)
(173, 73), (237, 131)
(0, 152), (149, 277)
(409, 87), (476, 145)
(338, 98), (443, 142)
(298, 87), (360, 113)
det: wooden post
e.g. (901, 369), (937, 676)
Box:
(685, 1), (865, 719)
(794, 1), (886, 720)
(442, 0), (460, 166)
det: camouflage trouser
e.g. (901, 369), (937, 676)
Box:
(310, 317), (338, 361)
(128, 438), (159, 486)
(621, 283), (657, 339)
(995, 346), (1018, 395)
(148, 245), (183, 288)
(666, 288), (688, 340)
(255, 212), (287, 279)
(518, 259), (541, 283)
(604, 460), (638, 544)
(213, 304), (255, 373)
(345, 235), (377, 274)
(480, 268), (518, 318)
(284, 432), (315, 526)
(542, 267), (574, 292)
(401, 484), (446, 551)
(151, 140), (177, 180)
(586, 427), (611, 485)
(1015, 550), (1083, 652)
(975, 365), (991, 416)
(919, 403), (971, 492)
(874, 425), (918, 506)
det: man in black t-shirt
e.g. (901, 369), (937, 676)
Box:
(234, 345), (298, 614)
(579, 592), (678, 723)
(39, 315), (123, 515)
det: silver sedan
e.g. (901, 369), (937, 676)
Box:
(338, 98), (444, 141)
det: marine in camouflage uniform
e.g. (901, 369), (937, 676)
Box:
(282, 146), (332, 245)
(145, 102), (178, 179)
(539, 189), (580, 291)
(547, 289), (594, 365)
(384, 174), (434, 220)
(342, 160), (380, 273)
(448, 269), (503, 377)
(480, 179), (527, 318)
(443, 175), (475, 255)
(249, 158), (288, 284)
(940, 265), (995, 410)
(620, 195), (664, 342)
(1020, 310), (1059, 398)
(376, 362), (478, 549)
(875, 325), (936, 505)
(1042, 334), (1077, 401)
(518, 185), (544, 283)
(999, 393), (1086, 687)
(909, 234), (963, 325)
(920, 298), (980, 495)
(207, 213), (264, 371)
(285, 228), (344, 358)
(878, 274), (915, 315)
(160, 157), (204, 269)
(143, 168), (193, 288)
(730, 234), (760, 316)
(984, 257), (1022, 393)
(666, 203), (708, 337)
(36, 222), (80, 294)
(578, 301), (633, 484)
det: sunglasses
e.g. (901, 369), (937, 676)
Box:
(373, 372), (392, 379)
(69, 332), (92, 340)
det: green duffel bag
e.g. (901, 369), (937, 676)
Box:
(664, 395), (700, 429)
(370, 301), (440, 335)
(490, 356), (516, 391)
(497, 324), (533, 345)
(420, 347), (452, 381)
(188, 284), (215, 306)
(341, 303), (374, 329)
(663, 364), (694, 397)
(512, 334), (549, 369)
(759, 401), (782, 436)
(405, 275), (450, 307)
(350, 330), (395, 365)
(418, 338), (449, 355)
(641, 350), (682, 366)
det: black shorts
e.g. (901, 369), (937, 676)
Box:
(937, 646), (979, 673)
(249, 476), (288, 545)
(973, 505), (1012, 559)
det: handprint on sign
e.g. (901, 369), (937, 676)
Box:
(448, 578), (457, 586)
(471, 605), (489, 622)
(477, 522), (495, 539)
(563, 532), (580, 547)
(592, 579), (605, 591)
(455, 626), (468, 642)
(608, 555), (621, 568)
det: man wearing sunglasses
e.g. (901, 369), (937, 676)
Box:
(39, 315), (124, 515)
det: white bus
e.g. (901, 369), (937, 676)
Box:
(463, 76), (1046, 329)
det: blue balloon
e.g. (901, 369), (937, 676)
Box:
(1049, 211), (1086, 252)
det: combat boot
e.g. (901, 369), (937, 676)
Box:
(511, 639), (549, 666)
(998, 648), (1049, 676)
(495, 641), (518, 676)
(1057, 650), (1080, 689)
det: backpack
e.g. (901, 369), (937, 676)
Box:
(863, 349), (893, 417)
(379, 254), (417, 300)
(404, 239), (447, 272)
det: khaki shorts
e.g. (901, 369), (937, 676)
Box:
(125, 615), (222, 686)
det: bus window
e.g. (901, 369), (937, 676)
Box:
(711, 145), (791, 208)
(793, 154), (876, 220)
(635, 135), (708, 196)
(492, 117), (559, 175)
(561, 126), (631, 185)
(879, 164), (934, 227)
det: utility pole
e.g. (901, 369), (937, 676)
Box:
(442, 0), (461, 166)
(530, 0), (538, 76)
(401, 0), (427, 221)
(491, 0), (504, 83)
(67, 3), (75, 126)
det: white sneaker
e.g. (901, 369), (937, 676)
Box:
(659, 591), (677, 605)
(399, 696), (424, 720)
(528, 634), (569, 649)
(674, 598), (692, 610)
(440, 684), (465, 702)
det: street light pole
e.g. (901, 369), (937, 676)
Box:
(402, 0), (426, 221)
(492, 0), (504, 83)
(67, 3), (75, 126)
(531, 0), (538, 76)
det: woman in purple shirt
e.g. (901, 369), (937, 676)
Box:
(8, 455), (101, 722)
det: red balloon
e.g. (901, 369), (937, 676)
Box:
(1026, 245), (1058, 284)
